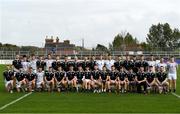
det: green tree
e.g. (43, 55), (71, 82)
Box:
(146, 23), (180, 51)
(95, 44), (108, 52)
(112, 32), (139, 51)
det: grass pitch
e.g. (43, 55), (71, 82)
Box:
(0, 65), (180, 113)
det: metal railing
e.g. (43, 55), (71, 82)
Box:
(0, 51), (180, 60)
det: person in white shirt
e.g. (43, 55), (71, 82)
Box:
(96, 55), (104, 70)
(148, 55), (156, 72)
(156, 57), (167, 72)
(21, 55), (29, 72)
(45, 54), (54, 70)
(167, 56), (178, 92)
(29, 54), (37, 73)
(104, 54), (115, 71)
(36, 67), (45, 91)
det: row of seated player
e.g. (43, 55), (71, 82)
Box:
(3, 65), (169, 94)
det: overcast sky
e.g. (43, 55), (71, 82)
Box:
(1, 0), (180, 48)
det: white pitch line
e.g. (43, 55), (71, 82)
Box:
(171, 92), (180, 98)
(0, 92), (32, 111)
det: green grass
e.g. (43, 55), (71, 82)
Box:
(0, 64), (180, 113)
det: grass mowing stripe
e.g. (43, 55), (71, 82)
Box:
(171, 92), (180, 98)
(0, 92), (32, 111)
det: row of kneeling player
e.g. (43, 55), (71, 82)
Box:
(3, 64), (169, 94)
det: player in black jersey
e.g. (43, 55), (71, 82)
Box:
(146, 66), (158, 93)
(156, 66), (169, 94)
(135, 66), (147, 94)
(114, 56), (124, 71)
(15, 70), (26, 92)
(44, 67), (54, 92)
(60, 56), (69, 71)
(12, 54), (22, 72)
(36, 56), (46, 71)
(106, 65), (118, 92)
(89, 56), (97, 70)
(99, 66), (108, 92)
(132, 55), (139, 73)
(82, 57), (91, 71)
(73, 56), (81, 71)
(83, 66), (92, 91)
(3, 65), (14, 93)
(91, 64), (101, 93)
(75, 65), (85, 92)
(117, 67), (127, 93)
(137, 55), (149, 72)
(51, 56), (61, 71)
(66, 65), (77, 90)
(54, 66), (67, 92)
(123, 55), (134, 71)
(67, 60), (75, 71)
(126, 68), (136, 92)
(25, 67), (36, 92)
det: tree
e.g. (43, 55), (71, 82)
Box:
(146, 23), (180, 51)
(95, 44), (108, 52)
(139, 42), (151, 51)
(112, 34), (124, 50)
(112, 32), (139, 51)
(108, 43), (113, 51)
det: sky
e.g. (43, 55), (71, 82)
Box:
(1, 0), (180, 48)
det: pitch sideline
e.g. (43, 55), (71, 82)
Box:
(171, 92), (180, 98)
(0, 92), (32, 111)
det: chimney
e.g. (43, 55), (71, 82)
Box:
(56, 36), (59, 43)
(46, 35), (48, 39)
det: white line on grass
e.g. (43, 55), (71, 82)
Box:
(171, 92), (180, 98)
(0, 92), (32, 111)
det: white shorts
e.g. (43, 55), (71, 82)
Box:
(84, 79), (91, 83)
(16, 80), (23, 88)
(28, 81), (34, 87)
(67, 80), (72, 84)
(110, 80), (116, 84)
(168, 73), (177, 80)
(92, 80), (97, 83)
(36, 81), (44, 88)
(56, 81), (62, 88)
(5, 80), (13, 88)
(45, 81), (52, 88)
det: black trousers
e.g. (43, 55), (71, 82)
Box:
(137, 81), (147, 93)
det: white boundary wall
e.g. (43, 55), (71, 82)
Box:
(0, 60), (13, 65)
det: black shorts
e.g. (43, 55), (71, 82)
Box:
(147, 80), (153, 84)
(102, 80), (106, 84)
(120, 79), (125, 81)
(77, 79), (83, 84)
(129, 81), (136, 86)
